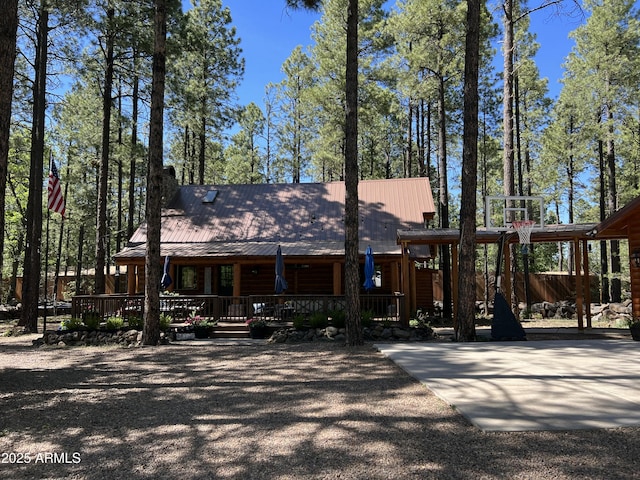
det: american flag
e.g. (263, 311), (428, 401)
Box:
(48, 157), (66, 217)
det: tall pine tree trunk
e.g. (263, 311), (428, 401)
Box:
(344, 0), (362, 346)
(417, 100), (425, 177)
(502, 0), (515, 198)
(406, 98), (413, 177)
(514, 71), (523, 196)
(198, 113), (206, 184)
(605, 102), (621, 302)
(128, 68), (139, 240)
(95, 4), (115, 294)
(20, 5), (48, 332)
(143, 0), (167, 345)
(437, 77), (452, 319)
(502, 0), (519, 314)
(0, 0), (18, 302)
(598, 138), (610, 303)
(456, 0), (480, 341)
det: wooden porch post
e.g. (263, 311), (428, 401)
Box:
(582, 239), (592, 328)
(333, 262), (342, 295)
(573, 238), (584, 330)
(410, 261), (417, 314)
(629, 231), (640, 319)
(233, 263), (241, 297)
(127, 265), (136, 294)
(452, 242), (459, 326)
(401, 242), (411, 326)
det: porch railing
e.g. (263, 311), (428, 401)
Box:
(71, 293), (405, 324)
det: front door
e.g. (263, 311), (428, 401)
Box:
(204, 267), (212, 294)
(219, 264), (233, 296)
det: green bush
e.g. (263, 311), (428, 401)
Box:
(106, 316), (124, 330)
(61, 317), (84, 330)
(309, 311), (329, 329)
(127, 316), (143, 329)
(159, 313), (172, 331)
(328, 309), (346, 328)
(361, 310), (374, 328)
(82, 312), (101, 330)
(292, 314), (306, 330)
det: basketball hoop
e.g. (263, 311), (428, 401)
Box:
(511, 220), (536, 245)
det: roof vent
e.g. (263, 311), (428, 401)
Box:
(202, 190), (218, 204)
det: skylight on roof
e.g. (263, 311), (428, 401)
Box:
(202, 190), (218, 203)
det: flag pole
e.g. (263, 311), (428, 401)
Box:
(46, 153), (66, 328)
(53, 214), (65, 319)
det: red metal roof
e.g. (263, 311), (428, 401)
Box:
(118, 178), (435, 259)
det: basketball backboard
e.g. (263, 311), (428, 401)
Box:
(485, 195), (544, 231)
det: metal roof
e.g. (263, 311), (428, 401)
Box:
(116, 240), (412, 260)
(397, 223), (600, 245)
(593, 196), (640, 239)
(116, 178), (435, 260)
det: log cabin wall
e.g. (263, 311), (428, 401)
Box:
(630, 222), (640, 319)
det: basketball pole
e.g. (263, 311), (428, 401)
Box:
(512, 220), (535, 318)
(522, 242), (532, 315)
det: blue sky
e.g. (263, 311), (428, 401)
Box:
(178, 1), (640, 112)
(213, 0), (586, 109)
(219, 0), (321, 107)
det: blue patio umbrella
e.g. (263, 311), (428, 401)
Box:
(161, 255), (172, 290)
(275, 245), (288, 294)
(363, 245), (375, 291)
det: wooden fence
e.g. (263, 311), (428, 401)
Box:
(432, 271), (602, 304)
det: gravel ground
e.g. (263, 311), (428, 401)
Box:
(1, 333), (639, 480)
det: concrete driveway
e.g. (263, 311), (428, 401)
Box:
(376, 339), (640, 432)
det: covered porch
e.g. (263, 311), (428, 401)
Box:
(397, 223), (605, 329)
(70, 292), (405, 326)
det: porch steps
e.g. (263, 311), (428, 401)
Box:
(212, 321), (250, 338)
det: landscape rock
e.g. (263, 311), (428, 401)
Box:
(325, 326), (338, 337)
(36, 328), (164, 348)
(393, 327), (411, 339)
(609, 302), (632, 315)
(527, 301), (635, 327)
(268, 324), (435, 344)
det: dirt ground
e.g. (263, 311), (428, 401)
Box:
(1, 330), (640, 479)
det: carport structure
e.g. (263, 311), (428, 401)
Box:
(397, 212), (639, 327)
(593, 195), (640, 319)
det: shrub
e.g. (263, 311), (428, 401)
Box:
(292, 314), (306, 330)
(61, 317), (84, 331)
(381, 316), (394, 327)
(309, 311), (329, 329)
(411, 311), (432, 329)
(328, 309), (346, 328)
(83, 313), (101, 330)
(361, 310), (374, 328)
(246, 318), (266, 328)
(106, 316), (124, 330)
(159, 313), (172, 331)
(127, 316), (143, 329)
(188, 316), (216, 328)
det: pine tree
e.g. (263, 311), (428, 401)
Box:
(167, 0), (243, 185)
(564, 0), (640, 302)
(0, 0), (18, 302)
(143, 0), (168, 346)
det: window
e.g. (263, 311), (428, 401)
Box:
(178, 266), (197, 290)
(219, 265), (233, 296)
(202, 190), (218, 203)
(220, 265), (233, 288)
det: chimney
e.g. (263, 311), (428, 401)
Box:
(162, 166), (178, 207)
